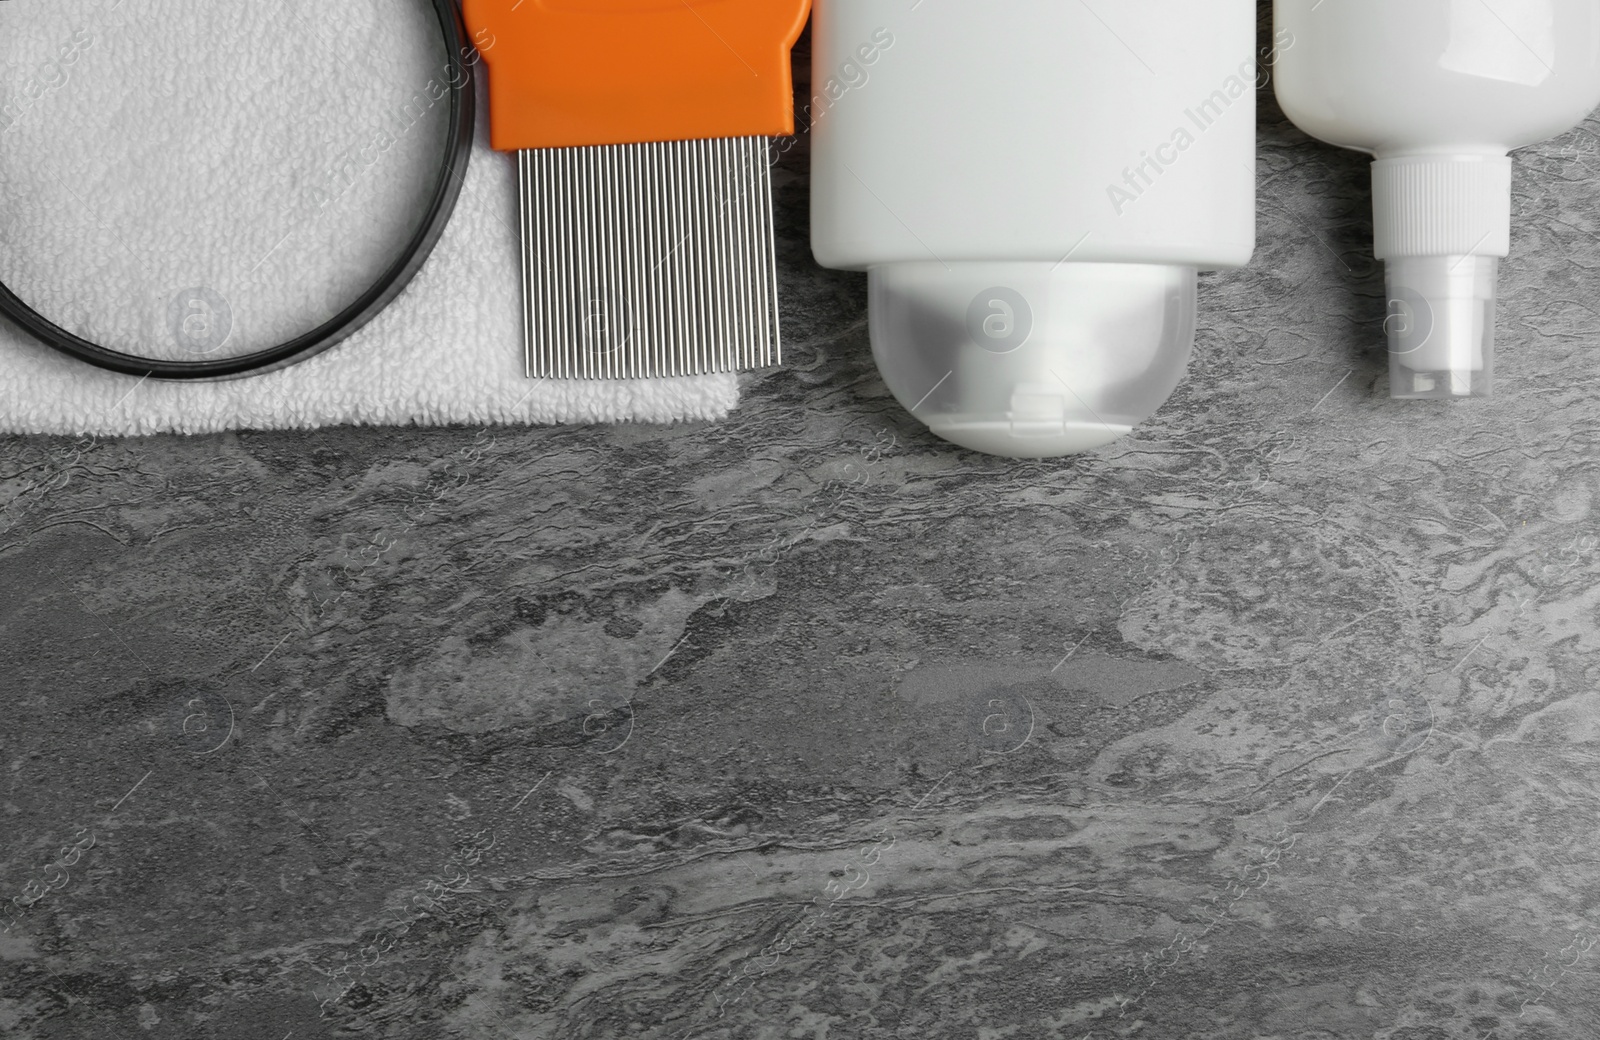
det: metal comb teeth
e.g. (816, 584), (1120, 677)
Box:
(517, 136), (782, 380)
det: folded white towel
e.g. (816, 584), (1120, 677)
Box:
(0, 0), (739, 436)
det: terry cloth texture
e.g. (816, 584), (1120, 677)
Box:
(0, 0), (740, 436)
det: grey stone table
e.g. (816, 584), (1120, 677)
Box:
(6, 19), (1600, 1040)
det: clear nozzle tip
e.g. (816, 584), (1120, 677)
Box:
(1384, 254), (1497, 399)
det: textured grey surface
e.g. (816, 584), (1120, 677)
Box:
(8, 9), (1600, 1040)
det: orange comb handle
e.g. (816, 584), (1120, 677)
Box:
(461, 0), (813, 153)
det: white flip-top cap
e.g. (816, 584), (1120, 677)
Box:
(868, 262), (1197, 458)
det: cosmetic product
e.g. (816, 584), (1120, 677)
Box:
(462, 0), (811, 380)
(808, 0), (1256, 457)
(1275, 0), (1600, 398)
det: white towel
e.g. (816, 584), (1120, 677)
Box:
(0, 0), (739, 436)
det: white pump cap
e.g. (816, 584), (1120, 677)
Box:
(1372, 155), (1512, 399)
(867, 262), (1196, 458)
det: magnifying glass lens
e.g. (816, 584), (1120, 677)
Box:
(0, 0), (459, 369)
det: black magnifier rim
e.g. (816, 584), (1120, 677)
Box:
(0, 0), (476, 381)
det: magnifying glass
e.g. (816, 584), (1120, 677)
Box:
(0, 0), (475, 380)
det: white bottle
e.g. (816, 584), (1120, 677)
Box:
(1274, 0), (1600, 399)
(809, 0), (1256, 458)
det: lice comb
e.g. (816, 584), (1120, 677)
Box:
(461, 0), (812, 380)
